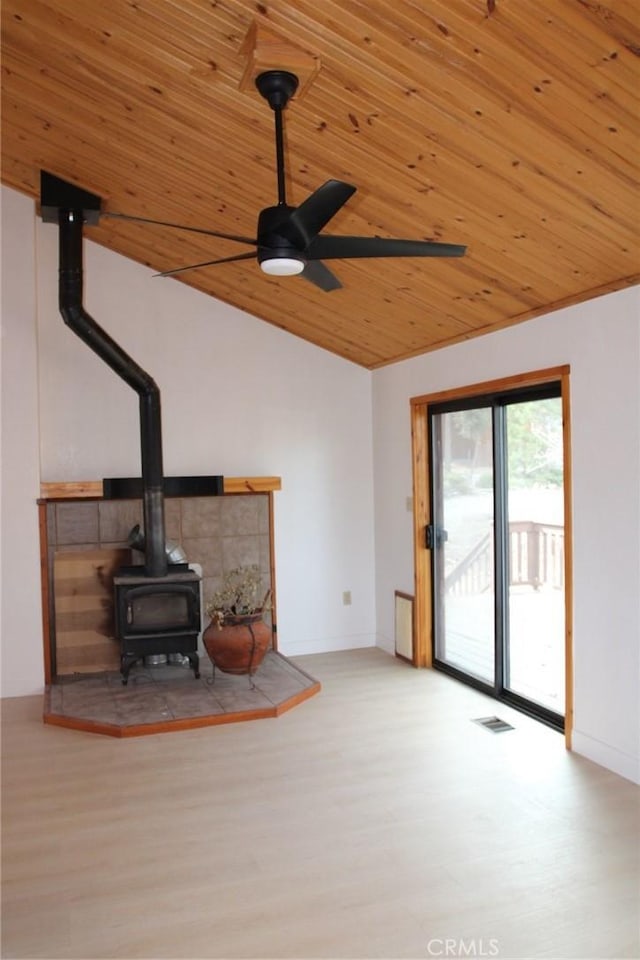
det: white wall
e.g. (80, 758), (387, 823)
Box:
(1, 185), (376, 696)
(0, 189), (44, 697)
(372, 287), (640, 783)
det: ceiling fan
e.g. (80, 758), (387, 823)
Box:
(106, 70), (466, 292)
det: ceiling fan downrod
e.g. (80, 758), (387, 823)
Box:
(255, 70), (299, 207)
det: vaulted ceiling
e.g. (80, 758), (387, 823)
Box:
(2, 1), (638, 368)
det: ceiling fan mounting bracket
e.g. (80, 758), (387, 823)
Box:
(238, 20), (320, 101)
(255, 70), (299, 110)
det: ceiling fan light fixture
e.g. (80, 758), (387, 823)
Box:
(260, 256), (305, 276)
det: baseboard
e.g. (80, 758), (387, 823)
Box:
(280, 633), (377, 657)
(375, 635), (395, 656)
(572, 730), (640, 784)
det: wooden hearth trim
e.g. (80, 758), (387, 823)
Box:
(39, 477), (282, 500)
(38, 503), (53, 685)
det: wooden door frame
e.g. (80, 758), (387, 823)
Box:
(410, 366), (574, 748)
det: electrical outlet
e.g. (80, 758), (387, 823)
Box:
(406, 496), (413, 512)
(342, 591), (352, 606)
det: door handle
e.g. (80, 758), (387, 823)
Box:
(425, 524), (448, 549)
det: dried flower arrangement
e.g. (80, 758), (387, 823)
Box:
(205, 564), (271, 629)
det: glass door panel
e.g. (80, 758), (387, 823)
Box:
(505, 397), (565, 713)
(429, 385), (566, 730)
(432, 408), (495, 683)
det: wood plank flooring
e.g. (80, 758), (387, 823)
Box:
(2, 648), (638, 959)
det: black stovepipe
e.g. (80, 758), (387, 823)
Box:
(58, 209), (168, 578)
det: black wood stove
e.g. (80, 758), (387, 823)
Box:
(41, 171), (222, 685)
(114, 564), (201, 684)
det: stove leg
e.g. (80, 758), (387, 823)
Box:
(120, 653), (139, 685)
(187, 651), (200, 679)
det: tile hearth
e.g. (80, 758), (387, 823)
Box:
(43, 652), (320, 737)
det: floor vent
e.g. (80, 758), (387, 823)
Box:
(473, 715), (515, 733)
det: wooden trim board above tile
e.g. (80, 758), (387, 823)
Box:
(40, 477), (282, 500)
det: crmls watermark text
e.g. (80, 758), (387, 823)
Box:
(426, 938), (500, 957)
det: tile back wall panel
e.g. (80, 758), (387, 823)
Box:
(180, 498), (221, 538)
(97, 501), (143, 545)
(45, 494), (273, 676)
(55, 501), (99, 545)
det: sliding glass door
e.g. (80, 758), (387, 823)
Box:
(429, 385), (565, 728)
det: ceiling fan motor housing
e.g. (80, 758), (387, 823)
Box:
(257, 205), (306, 271)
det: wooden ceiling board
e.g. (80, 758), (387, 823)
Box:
(285, 82), (630, 283)
(299, 17), (635, 229)
(2, 22), (624, 251)
(2, 0), (638, 368)
(268, 0), (632, 168)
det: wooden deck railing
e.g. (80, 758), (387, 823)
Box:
(445, 522), (564, 595)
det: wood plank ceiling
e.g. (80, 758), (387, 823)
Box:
(2, 0), (639, 368)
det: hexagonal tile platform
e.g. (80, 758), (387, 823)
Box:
(43, 651), (320, 737)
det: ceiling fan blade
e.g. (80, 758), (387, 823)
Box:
(286, 180), (357, 245)
(154, 251), (256, 278)
(300, 260), (342, 292)
(306, 236), (467, 260)
(105, 211), (256, 246)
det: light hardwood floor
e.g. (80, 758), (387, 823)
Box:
(2, 649), (638, 960)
